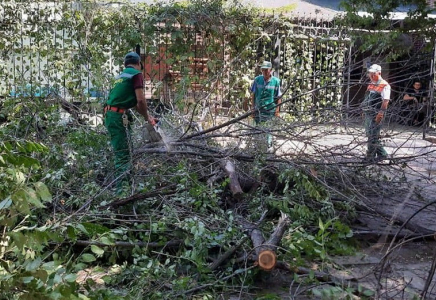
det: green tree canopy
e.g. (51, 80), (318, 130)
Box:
(340, 0), (436, 57)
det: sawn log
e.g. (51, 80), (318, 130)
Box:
(240, 211), (290, 271)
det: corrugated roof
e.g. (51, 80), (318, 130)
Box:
(239, 0), (340, 20)
(128, 0), (342, 20)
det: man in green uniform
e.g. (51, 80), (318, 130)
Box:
(104, 51), (155, 193)
(250, 61), (282, 151)
(361, 64), (391, 162)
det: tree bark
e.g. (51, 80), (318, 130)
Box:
(220, 159), (243, 198)
(238, 212), (290, 271)
(356, 203), (436, 237)
(265, 212), (291, 249)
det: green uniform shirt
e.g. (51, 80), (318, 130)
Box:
(106, 67), (142, 108)
(251, 75), (281, 115)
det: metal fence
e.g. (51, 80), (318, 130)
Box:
(0, 2), (351, 114)
(0, 2), (117, 103)
(5, 2), (431, 123)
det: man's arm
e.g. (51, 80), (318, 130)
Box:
(274, 80), (282, 117)
(376, 85), (391, 124)
(375, 98), (389, 124)
(135, 89), (156, 125)
(380, 98), (389, 111)
(132, 72), (155, 125)
(403, 93), (417, 102)
(135, 88), (148, 119)
(275, 97), (281, 117)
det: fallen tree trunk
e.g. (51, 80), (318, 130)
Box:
(265, 212), (291, 248)
(238, 211), (290, 271)
(257, 212), (290, 271)
(220, 159), (243, 198)
(47, 93), (84, 123)
(249, 224), (274, 270)
(356, 202), (436, 237)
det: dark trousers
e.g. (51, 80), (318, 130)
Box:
(364, 113), (387, 158)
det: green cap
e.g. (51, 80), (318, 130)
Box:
(260, 61), (272, 69)
(124, 52), (140, 65)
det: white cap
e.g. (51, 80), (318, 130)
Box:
(368, 64), (382, 73)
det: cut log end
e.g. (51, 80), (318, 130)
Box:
(258, 250), (276, 271)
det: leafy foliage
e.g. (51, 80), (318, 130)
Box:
(339, 0), (436, 58)
(0, 139), (80, 299)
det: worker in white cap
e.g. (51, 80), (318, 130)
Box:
(361, 64), (391, 162)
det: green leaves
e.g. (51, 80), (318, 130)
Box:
(34, 182), (51, 203)
(0, 1), (373, 299)
(8, 184), (51, 215)
(0, 135), (72, 298)
(15, 156), (41, 169)
(9, 231), (27, 251)
(91, 245), (105, 257)
(25, 257), (43, 271)
(81, 253), (97, 263)
(340, 0), (436, 58)
(0, 139), (52, 218)
(0, 141), (46, 168)
(81, 222), (111, 236)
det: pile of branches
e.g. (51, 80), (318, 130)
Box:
(57, 105), (436, 298)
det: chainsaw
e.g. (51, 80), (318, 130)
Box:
(143, 120), (162, 143)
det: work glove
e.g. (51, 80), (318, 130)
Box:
(148, 116), (157, 126)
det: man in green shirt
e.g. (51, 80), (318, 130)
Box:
(251, 61), (282, 150)
(105, 51), (155, 194)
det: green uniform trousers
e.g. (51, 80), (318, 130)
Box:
(364, 113), (387, 158)
(254, 113), (274, 149)
(105, 111), (132, 191)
